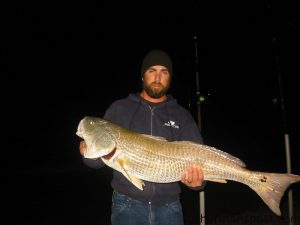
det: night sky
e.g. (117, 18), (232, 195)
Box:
(3, 1), (300, 225)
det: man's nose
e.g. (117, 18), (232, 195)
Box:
(154, 72), (161, 82)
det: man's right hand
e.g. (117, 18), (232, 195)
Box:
(79, 140), (100, 160)
(79, 140), (87, 156)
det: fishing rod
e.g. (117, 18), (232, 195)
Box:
(194, 34), (206, 225)
(272, 36), (294, 225)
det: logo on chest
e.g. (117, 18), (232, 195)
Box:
(163, 120), (179, 129)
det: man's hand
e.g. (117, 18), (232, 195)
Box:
(79, 140), (87, 156)
(79, 140), (100, 160)
(181, 164), (204, 188)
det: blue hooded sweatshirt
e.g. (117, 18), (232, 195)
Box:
(82, 93), (204, 206)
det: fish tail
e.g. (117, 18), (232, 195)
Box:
(249, 172), (300, 216)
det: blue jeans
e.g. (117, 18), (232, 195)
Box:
(111, 191), (184, 225)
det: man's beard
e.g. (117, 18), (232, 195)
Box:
(143, 81), (170, 99)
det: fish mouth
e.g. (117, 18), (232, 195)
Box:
(76, 119), (84, 137)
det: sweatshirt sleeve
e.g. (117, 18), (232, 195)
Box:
(180, 111), (207, 190)
(82, 157), (105, 169)
(103, 102), (115, 121)
(180, 111), (204, 144)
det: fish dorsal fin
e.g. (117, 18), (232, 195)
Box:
(175, 141), (246, 167)
(141, 134), (168, 141)
(201, 144), (246, 167)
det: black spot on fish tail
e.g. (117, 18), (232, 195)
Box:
(260, 176), (267, 183)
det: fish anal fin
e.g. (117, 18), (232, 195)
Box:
(116, 158), (145, 191)
(208, 178), (228, 183)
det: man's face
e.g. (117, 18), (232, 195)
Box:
(142, 65), (171, 99)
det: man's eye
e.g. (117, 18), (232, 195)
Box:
(161, 71), (169, 76)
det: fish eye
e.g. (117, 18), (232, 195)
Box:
(89, 121), (95, 125)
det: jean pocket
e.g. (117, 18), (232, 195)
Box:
(166, 200), (183, 214)
(111, 191), (132, 214)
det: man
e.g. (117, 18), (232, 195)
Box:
(80, 49), (205, 225)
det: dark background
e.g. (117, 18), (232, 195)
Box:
(2, 1), (300, 225)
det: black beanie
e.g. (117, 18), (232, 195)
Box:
(141, 49), (173, 77)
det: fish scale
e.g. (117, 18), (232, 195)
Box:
(76, 116), (300, 216)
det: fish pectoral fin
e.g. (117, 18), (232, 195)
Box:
(207, 178), (228, 183)
(116, 159), (145, 191)
(127, 174), (145, 191)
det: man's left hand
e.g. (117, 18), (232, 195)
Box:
(181, 164), (204, 188)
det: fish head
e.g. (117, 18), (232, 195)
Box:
(76, 116), (107, 137)
(76, 116), (116, 158)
